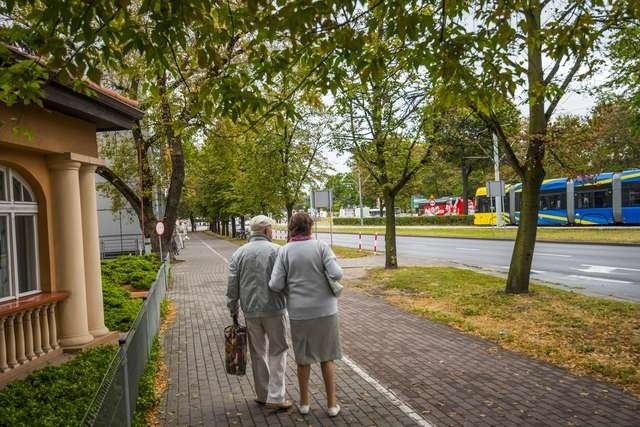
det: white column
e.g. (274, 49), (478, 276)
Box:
(49, 303), (60, 349)
(79, 164), (109, 337)
(40, 304), (51, 353)
(0, 317), (7, 371)
(24, 309), (35, 360)
(6, 315), (17, 368)
(32, 309), (42, 356)
(15, 312), (26, 364)
(48, 158), (93, 347)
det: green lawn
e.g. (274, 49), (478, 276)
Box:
(273, 224), (640, 244)
(352, 267), (640, 398)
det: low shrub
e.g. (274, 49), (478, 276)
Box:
(101, 255), (161, 290)
(333, 215), (475, 226)
(0, 345), (117, 426)
(102, 277), (143, 331)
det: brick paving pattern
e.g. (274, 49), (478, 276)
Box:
(159, 233), (420, 426)
(159, 233), (640, 426)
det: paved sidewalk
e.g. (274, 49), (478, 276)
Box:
(160, 233), (640, 426)
(159, 234), (421, 426)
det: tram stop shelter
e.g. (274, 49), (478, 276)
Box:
(0, 52), (143, 385)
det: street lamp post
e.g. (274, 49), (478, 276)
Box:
(492, 133), (504, 227)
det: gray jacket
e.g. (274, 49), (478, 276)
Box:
(227, 235), (286, 318)
(269, 239), (343, 320)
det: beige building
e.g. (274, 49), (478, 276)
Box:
(0, 72), (143, 383)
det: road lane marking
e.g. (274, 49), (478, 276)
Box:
(575, 264), (640, 273)
(573, 265), (618, 274)
(536, 253), (572, 258)
(197, 237), (230, 264)
(342, 356), (435, 427)
(455, 247), (481, 251)
(498, 266), (544, 275)
(568, 275), (632, 284)
(616, 267), (640, 272)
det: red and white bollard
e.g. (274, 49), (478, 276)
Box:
(358, 232), (362, 251)
(373, 232), (378, 254)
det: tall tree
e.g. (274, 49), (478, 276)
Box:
(434, 0), (617, 293)
(332, 2), (437, 268)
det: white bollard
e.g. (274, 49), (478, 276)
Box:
(358, 232), (362, 251)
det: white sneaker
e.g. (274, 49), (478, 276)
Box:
(299, 404), (310, 415)
(328, 405), (341, 417)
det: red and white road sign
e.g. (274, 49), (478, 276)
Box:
(155, 221), (165, 236)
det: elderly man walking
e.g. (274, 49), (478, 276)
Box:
(226, 215), (292, 410)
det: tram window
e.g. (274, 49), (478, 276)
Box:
(576, 189), (612, 208)
(476, 196), (492, 213)
(539, 192), (565, 210)
(593, 190), (612, 208)
(622, 182), (640, 207)
(504, 195), (510, 212)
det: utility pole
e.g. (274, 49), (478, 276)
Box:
(493, 132), (504, 227)
(357, 168), (364, 226)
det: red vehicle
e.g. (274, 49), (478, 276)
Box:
(420, 196), (471, 216)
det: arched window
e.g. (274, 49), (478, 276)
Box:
(0, 166), (40, 301)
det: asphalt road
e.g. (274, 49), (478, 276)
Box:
(314, 231), (640, 302)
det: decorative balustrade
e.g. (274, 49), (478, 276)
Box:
(0, 292), (68, 374)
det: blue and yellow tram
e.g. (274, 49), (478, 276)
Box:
(474, 168), (640, 225)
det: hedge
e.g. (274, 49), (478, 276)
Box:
(0, 345), (117, 426)
(333, 215), (475, 226)
(101, 255), (160, 331)
(101, 254), (161, 290)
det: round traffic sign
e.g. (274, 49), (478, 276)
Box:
(155, 221), (165, 236)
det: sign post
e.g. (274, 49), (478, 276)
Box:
(155, 221), (165, 262)
(312, 190), (333, 246)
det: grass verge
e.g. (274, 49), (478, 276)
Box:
(0, 345), (117, 425)
(137, 297), (175, 426)
(355, 267), (640, 397)
(205, 231), (375, 258)
(277, 225), (640, 244)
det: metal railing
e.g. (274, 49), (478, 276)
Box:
(82, 261), (169, 426)
(99, 234), (144, 259)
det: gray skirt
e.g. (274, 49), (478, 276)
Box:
(290, 314), (342, 365)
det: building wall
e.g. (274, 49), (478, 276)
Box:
(0, 104), (97, 157)
(0, 102), (99, 293)
(95, 174), (142, 256)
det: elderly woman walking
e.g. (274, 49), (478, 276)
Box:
(269, 212), (343, 417)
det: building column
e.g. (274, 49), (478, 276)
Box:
(48, 159), (93, 347)
(79, 164), (109, 337)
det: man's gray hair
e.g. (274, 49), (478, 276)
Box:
(249, 215), (275, 235)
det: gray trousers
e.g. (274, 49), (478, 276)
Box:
(246, 314), (288, 403)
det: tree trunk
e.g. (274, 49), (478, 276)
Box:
(461, 161), (469, 215)
(158, 75), (185, 254)
(209, 220), (214, 232)
(383, 190), (398, 269)
(240, 216), (246, 235)
(190, 213), (196, 232)
(231, 216), (237, 238)
(506, 1), (546, 294)
(286, 203), (294, 240)
(506, 168), (544, 293)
